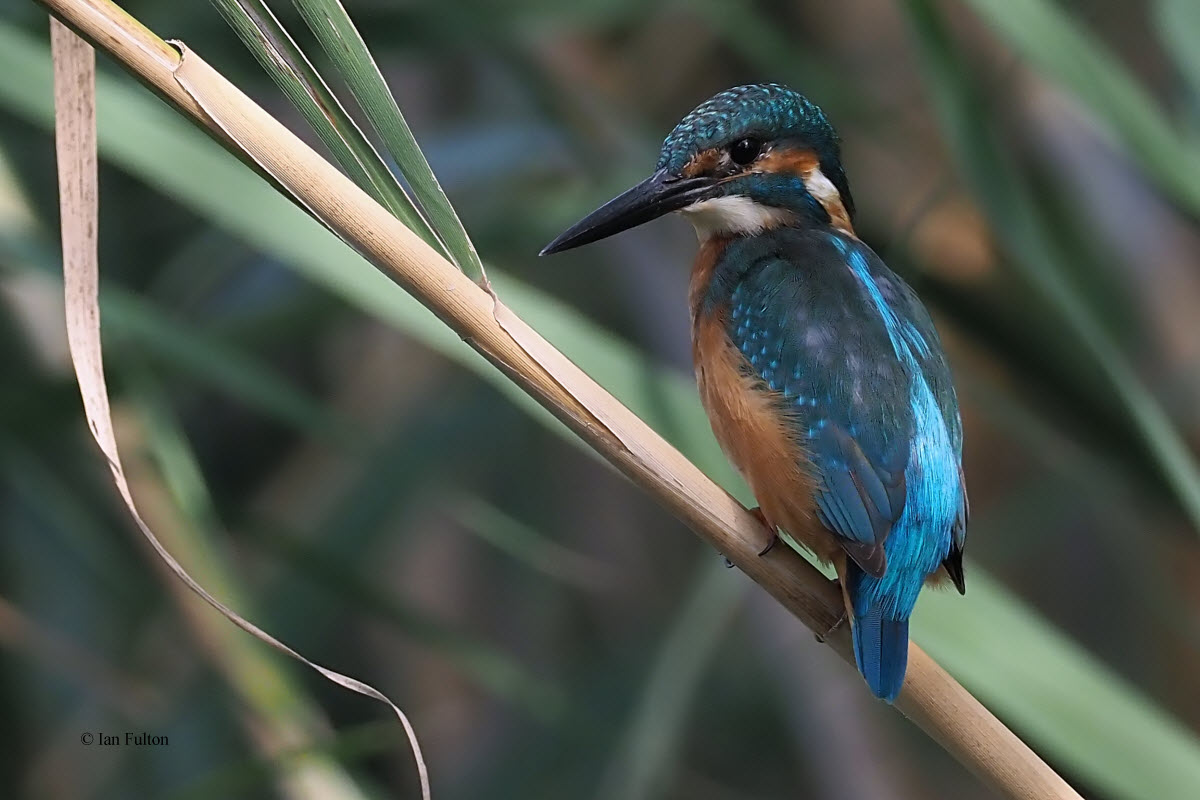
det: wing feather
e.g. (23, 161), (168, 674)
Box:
(724, 239), (914, 574)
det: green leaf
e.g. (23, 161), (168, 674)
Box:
(3, 21), (1199, 796)
(169, 721), (398, 800)
(129, 376), (375, 800)
(918, 569), (1200, 800)
(902, 10), (1200, 795)
(250, 523), (566, 719)
(0, 441), (140, 597)
(905, 0), (1200, 537)
(690, 0), (864, 123)
(958, 0), (1200, 216)
(597, 559), (745, 800)
(0, 233), (348, 437)
(1156, 0), (1200, 104)
(451, 495), (617, 591)
(291, 0), (486, 281)
(206, 0), (445, 252)
(111, 289), (351, 436)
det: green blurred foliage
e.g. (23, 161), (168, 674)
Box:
(1, 1), (1199, 799)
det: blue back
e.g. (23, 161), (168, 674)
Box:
(705, 228), (966, 700)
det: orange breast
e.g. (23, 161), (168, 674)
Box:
(689, 242), (839, 564)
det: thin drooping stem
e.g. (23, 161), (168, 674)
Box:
(35, 1), (1080, 798)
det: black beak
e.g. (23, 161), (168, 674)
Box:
(540, 169), (714, 255)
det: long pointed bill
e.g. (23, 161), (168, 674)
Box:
(540, 169), (714, 255)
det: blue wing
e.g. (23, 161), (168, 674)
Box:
(722, 234), (915, 577)
(852, 242), (969, 590)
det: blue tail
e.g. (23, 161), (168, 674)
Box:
(845, 553), (922, 702)
(851, 606), (909, 702)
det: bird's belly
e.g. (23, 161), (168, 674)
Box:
(692, 311), (838, 562)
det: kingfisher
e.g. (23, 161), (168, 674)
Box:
(541, 84), (966, 701)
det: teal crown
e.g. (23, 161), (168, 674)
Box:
(657, 83), (838, 173)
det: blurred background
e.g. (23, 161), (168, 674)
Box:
(1, 0), (1199, 798)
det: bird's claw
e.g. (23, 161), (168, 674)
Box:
(815, 578), (846, 643)
(814, 609), (847, 644)
(749, 507), (778, 556)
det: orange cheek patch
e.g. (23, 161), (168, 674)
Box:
(756, 148), (855, 236)
(681, 147), (723, 178)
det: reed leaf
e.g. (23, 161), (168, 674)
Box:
(960, 0), (1200, 216)
(290, 0), (486, 281)
(597, 559), (745, 800)
(921, 568), (1200, 800)
(1, 226), (346, 436)
(129, 379), (377, 800)
(1155, 0), (1200, 104)
(206, 0), (443, 251)
(905, 0), (1200, 537)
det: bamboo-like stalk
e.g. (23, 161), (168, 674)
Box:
(36, 1), (1081, 797)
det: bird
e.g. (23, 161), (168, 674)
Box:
(540, 84), (967, 702)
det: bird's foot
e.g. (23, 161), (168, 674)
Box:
(748, 507), (779, 556)
(815, 578), (846, 643)
(814, 610), (847, 644)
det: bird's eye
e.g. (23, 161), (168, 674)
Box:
(729, 137), (762, 165)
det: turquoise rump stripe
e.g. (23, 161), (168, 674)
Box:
(832, 235), (960, 617)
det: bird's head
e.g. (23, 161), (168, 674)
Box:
(541, 83), (855, 255)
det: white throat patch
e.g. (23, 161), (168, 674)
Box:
(679, 196), (796, 240)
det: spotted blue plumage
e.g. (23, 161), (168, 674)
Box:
(714, 228), (966, 701)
